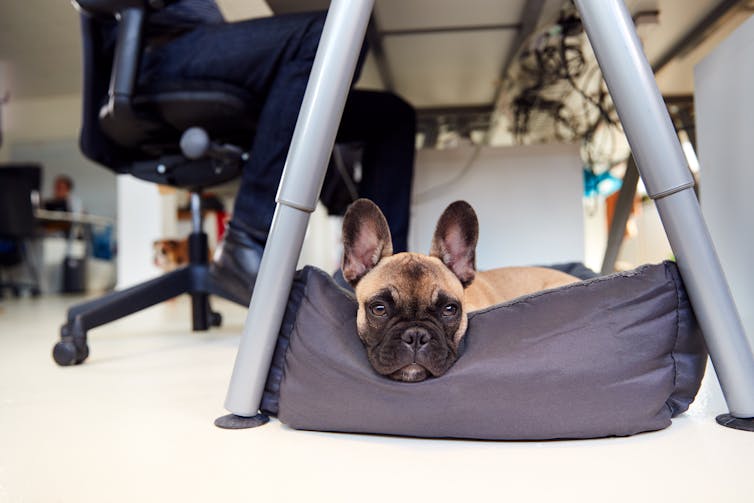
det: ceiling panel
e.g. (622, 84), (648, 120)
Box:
(374, 0), (526, 31)
(634, 0), (723, 65)
(264, 0), (329, 14)
(354, 53), (387, 91)
(383, 29), (518, 108)
(654, 9), (753, 95)
(216, 0), (273, 21)
(0, 0), (746, 105)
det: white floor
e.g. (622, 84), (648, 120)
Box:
(1, 294), (753, 503)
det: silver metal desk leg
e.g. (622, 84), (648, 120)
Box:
(575, 0), (754, 424)
(216, 0), (375, 428)
(601, 156), (639, 275)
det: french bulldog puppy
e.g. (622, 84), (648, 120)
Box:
(341, 198), (579, 383)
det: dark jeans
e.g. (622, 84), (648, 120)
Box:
(141, 12), (415, 252)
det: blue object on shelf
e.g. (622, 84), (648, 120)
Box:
(91, 225), (115, 260)
(583, 168), (622, 197)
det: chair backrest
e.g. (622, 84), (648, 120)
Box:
(0, 165), (41, 239)
(78, 10), (136, 172)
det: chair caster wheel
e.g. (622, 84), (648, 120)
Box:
(75, 343), (90, 364)
(53, 340), (78, 366)
(52, 338), (89, 366)
(210, 311), (222, 327)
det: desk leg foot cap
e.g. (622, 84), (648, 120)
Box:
(214, 413), (269, 430)
(716, 414), (754, 432)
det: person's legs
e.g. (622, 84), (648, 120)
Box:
(141, 12), (327, 101)
(140, 11), (329, 240)
(226, 13), (331, 239)
(336, 90), (416, 252)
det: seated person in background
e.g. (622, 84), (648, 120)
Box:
(42, 175), (84, 235)
(138, 0), (416, 303)
(44, 175), (83, 214)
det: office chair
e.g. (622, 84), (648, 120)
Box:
(52, 0), (262, 365)
(0, 165), (42, 299)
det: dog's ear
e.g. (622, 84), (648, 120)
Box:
(430, 201), (478, 287)
(342, 199), (394, 286)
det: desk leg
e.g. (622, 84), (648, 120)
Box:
(216, 0), (375, 428)
(575, 0), (754, 425)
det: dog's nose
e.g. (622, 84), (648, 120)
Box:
(401, 329), (431, 351)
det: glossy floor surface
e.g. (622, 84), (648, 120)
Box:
(1, 294), (753, 502)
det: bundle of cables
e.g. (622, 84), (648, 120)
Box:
(508, 4), (628, 172)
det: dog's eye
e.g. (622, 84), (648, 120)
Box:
(369, 302), (387, 316)
(442, 304), (458, 316)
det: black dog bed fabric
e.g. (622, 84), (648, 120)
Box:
(261, 261), (707, 440)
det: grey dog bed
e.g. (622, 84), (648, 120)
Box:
(260, 261), (707, 440)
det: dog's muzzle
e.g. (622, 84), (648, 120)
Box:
(367, 324), (457, 383)
(387, 327), (433, 382)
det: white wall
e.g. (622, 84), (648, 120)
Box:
(696, 15), (754, 343)
(410, 144), (584, 269)
(616, 199), (672, 268)
(116, 177), (165, 288)
(2, 94), (80, 142)
(582, 196), (607, 272)
(582, 194), (673, 274)
(291, 144), (585, 274)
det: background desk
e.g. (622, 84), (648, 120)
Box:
(34, 209), (115, 294)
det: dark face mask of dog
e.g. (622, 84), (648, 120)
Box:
(341, 199), (479, 383)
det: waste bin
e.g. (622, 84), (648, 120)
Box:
(62, 256), (86, 293)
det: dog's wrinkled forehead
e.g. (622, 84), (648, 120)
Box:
(355, 253), (464, 305)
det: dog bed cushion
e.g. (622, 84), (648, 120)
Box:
(261, 261), (707, 440)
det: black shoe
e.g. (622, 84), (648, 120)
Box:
(209, 225), (264, 306)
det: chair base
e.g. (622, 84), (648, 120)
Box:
(52, 229), (245, 366)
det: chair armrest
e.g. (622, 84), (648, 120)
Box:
(76, 1), (149, 124)
(75, 0), (148, 104)
(108, 6), (145, 107)
(76, 0), (179, 111)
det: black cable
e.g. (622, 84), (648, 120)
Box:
(510, 3), (624, 165)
